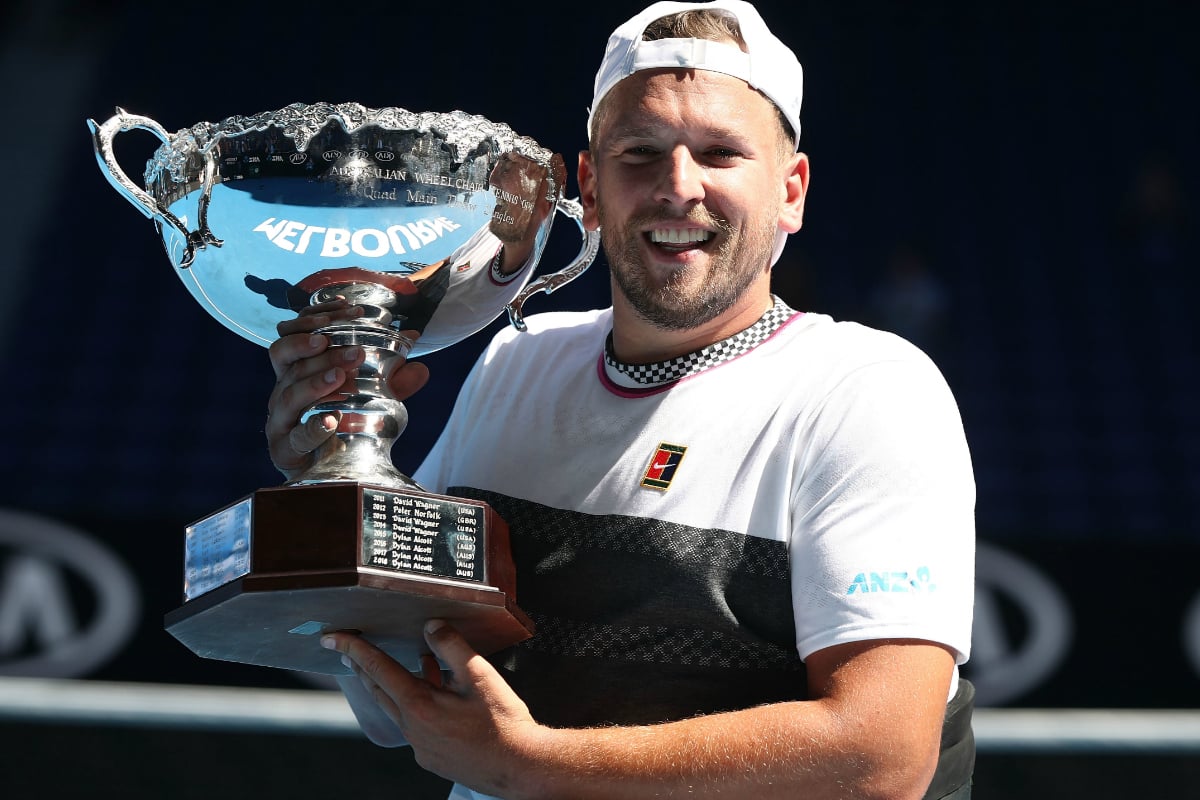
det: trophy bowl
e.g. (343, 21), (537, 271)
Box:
(89, 101), (600, 674)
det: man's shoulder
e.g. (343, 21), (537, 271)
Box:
(784, 312), (937, 365)
(769, 313), (952, 401)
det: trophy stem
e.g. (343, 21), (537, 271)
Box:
(288, 317), (421, 490)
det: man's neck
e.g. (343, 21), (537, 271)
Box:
(608, 284), (774, 364)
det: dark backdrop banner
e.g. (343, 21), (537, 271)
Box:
(4, 508), (1199, 708)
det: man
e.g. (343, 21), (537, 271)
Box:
(266, 2), (976, 798)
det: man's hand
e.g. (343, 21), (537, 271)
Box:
(265, 298), (430, 481)
(322, 622), (545, 797)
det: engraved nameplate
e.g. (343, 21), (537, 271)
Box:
(184, 497), (252, 600)
(362, 489), (485, 582)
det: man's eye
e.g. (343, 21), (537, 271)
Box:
(623, 145), (658, 157)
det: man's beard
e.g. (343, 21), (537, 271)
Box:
(600, 202), (779, 332)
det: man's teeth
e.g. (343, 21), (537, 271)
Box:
(649, 228), (712, 245)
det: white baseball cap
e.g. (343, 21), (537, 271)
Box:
(589, 0), (803, 149)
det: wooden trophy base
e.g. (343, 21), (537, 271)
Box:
(164, 482), (534, 674)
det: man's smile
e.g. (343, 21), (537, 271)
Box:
(645, 226), (717, 256)
(648, 227), (714, 245)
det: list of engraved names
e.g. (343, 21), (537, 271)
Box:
(363, 490), (484, 582)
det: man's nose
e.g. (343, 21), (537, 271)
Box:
(655, 146), (705, 207)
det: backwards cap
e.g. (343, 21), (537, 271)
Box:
(589, 0), (803, 149)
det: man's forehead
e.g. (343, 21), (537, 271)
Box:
(596, 68), (778, 138)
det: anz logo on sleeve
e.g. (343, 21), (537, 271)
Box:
(841, 545), (1077, 706)
(845, 566), (937, 594)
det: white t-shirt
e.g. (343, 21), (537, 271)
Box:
(416, 301), (975, 800)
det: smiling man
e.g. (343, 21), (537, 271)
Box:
(267, 2), (977, 798)
(585, 62), (804, 340)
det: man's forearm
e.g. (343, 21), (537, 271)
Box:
(325, 628), (954, 800)
(506, 699), (939, 800)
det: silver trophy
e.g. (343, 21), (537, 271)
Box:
(89, 102), (600, 673)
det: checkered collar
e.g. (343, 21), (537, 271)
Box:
(603, 297), (798, 389)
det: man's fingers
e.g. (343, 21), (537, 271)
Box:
(322, 632), (428, 706)
(421, 620), (536, 733)
(268, 347), (360, 415)
(389, 360), (431, 401)
(265, 344), (365, 476)
(269, 332), (364, 383)
(420, 653), (445, 688)
(284, 412), (338, 456)
(265, 365), (350, 474)
(336, 651), (409, 732)
(275, 299), (364, 336)
(270, 301), (364, 376)
(269, 332), (326, 380)
(422, 620), (493, 693)
(351, 662), (407, 724)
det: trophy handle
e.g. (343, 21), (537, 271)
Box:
(86, 108), (218, 268)
(504, 197), (602, 332)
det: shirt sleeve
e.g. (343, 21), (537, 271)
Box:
(789, 352), (976, 664)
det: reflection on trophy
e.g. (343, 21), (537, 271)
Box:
(88, 102), (600, 674)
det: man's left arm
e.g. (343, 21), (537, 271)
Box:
(323, 623), (954, 800)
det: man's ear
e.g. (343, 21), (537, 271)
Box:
(778, 152), (810, 234)
(578, 150), (600, 231)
